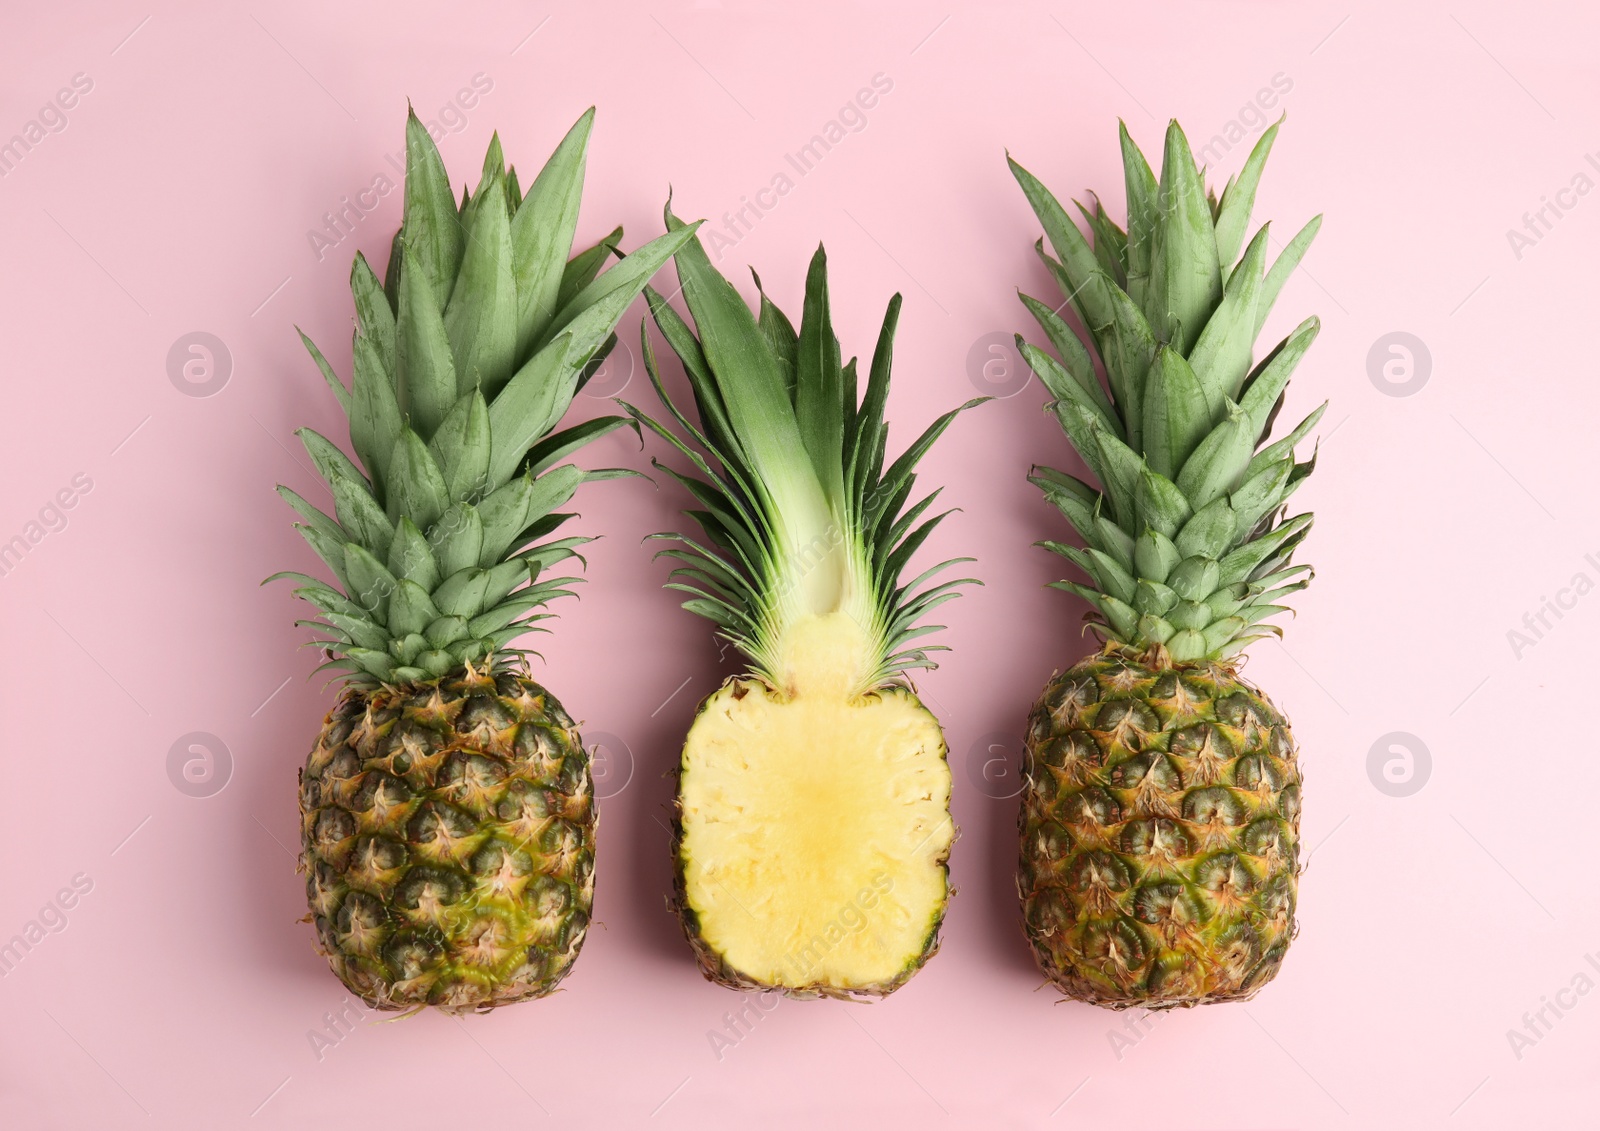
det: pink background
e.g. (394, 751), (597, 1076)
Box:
(2, 2), (1596, 1127)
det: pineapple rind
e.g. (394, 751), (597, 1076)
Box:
(301, 665), (595, 1014)
(1019, 645), (1300, 1008)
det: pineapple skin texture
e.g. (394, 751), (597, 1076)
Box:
(1019, 647), (1301, 1009)
(299, 667), (595, 1014)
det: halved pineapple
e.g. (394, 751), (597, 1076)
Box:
(626, 223), (981, 997)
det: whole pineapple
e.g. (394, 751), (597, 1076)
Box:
(275, 109), (698, 1013)
(1010, 119), (1323, 1008)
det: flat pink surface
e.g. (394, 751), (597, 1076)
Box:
(2, 2), (1595, 1127)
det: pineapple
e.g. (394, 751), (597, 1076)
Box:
(624, 212), (983, 998)
(274, 109), (699, 1013)
(1009, 119), (1323, 1008)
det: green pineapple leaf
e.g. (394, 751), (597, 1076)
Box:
(400, 107), (465, 310)
(1014, 118), (1322, 661)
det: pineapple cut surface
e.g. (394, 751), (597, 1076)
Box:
(679, 670), (951, 990)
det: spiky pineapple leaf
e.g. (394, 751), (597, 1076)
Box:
(350, 334), (403, 499)
(297, 329), (350, 414)
(1146, 121), (1223, 353)
(1215, 117), (1281, 274)
(351, 253), (396, 371)
(396, 239), (460, 438)
(557, 225), (624, 312)
(507, 113), (590, 349)
(400, 108), (465, 310)
(444, 175), (518, 400)
(428, 392), (492, 504)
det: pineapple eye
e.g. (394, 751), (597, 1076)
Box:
(1232, 754), (1283, 792)
(1024, 889), (1073, 932)
(382, 933), (444, 979)
(459, 696), (515, 736)
(1132, 879), (1202, 927)
(392, 866), (465, 913)
(1033, 822), (1073, 861)
(314, 807), (356, 846)
(1067, 849), (1133, 894)
(528, 877), (570, 918)
(1193, 854), (1256, 897)
(1241, 817), (1289, 857)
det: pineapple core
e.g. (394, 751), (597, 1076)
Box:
(679, 612), (953, 990)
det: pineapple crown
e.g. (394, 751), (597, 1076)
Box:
(271, 108), (700, 688)
(1010, 117), (1323, 663)
(622, 206), (984, 695)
